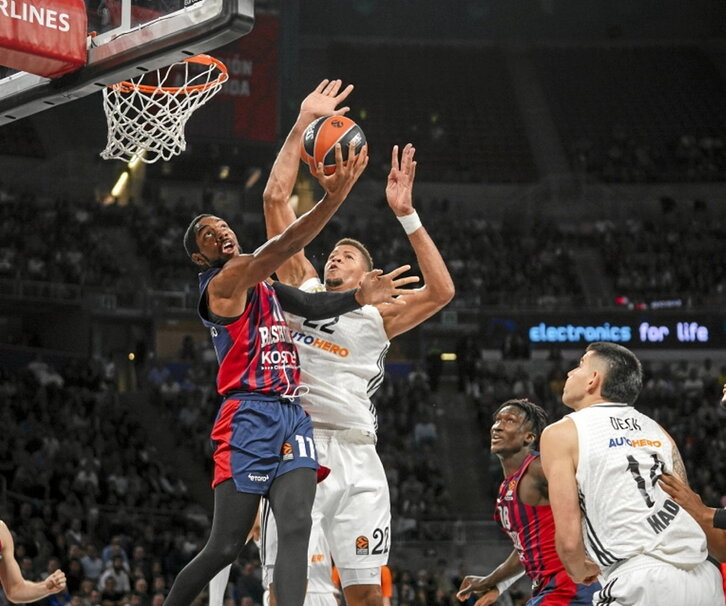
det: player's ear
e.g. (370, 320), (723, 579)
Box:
(191, 252), (208, 267)
(587, 369), (602, 394)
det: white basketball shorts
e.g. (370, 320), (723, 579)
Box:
(595, 554), (723, 606)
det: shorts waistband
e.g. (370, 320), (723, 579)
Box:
(603, 552), (702, 579)
(222, 391), (300, 404)
(312, 426), (377, 445)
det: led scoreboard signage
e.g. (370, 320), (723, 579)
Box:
(483, 313), (725, 349)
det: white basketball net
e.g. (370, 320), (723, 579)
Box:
(100, 54), (228, 164)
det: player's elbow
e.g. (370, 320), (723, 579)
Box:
(555, 533), (581, 564)
(262, 177), (289, 209)
(4, 584), (28, 603)
(433, 280), (455, 308)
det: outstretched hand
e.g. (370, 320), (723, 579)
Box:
(386, 143), (417, 216)
(456, 575), (494, 602)
(313, 142), (369, 202)
(356, 265), (420, 306)
(300, 79), (354, 121)
(45, 569), (67, 594)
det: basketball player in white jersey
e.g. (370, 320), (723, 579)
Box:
(540, 342), (723, 606)
(259, 79), (454, 606)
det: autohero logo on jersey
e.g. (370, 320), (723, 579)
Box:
(0, 1), (71, 31)
(291, 330), (350, 358)
(608, 416), (662, 448)
(355, 535), (370, 555)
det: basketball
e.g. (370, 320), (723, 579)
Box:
(300, 115), (366, 175)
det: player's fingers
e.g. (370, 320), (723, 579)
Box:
(385, 264), (412, 279)
(352, 145), (369, 174)
(394, 276), (420, 287)
(391, 144), (400, 170)
(333, 106), (351, 116)
(314, 79), (330, 93)
(323, 79), (340, 95)
(333, 143), (345, 167)
(335, 83), (354, 102)
(366, 269), (383, 279)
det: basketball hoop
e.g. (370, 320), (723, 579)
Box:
(100, 54), (228, 163)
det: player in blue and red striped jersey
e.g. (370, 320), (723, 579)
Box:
(457, 399), (599, 606)
(164, 89), (417, 606)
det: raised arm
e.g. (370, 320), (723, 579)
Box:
(378, 144), (455, 339)
(263, 79), (355, 287)
(0, 522), (67, 603)
(540, 419), (600, 585)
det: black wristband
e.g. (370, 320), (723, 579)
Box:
(713, 508), (726, 530)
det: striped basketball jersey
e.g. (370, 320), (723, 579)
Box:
(494, 452), (563, 586)
(567, 403), (707, 573)
(283, 277), (390, 434)
(198, 269), (300, 397)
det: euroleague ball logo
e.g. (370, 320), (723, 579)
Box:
(355, 535), (369, 555)
(330, 118), (345, 128)
(281, 442), (294, 461)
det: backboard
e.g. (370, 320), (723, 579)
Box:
(0, 0), (254, 125)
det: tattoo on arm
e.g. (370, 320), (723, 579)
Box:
(672, 445), (688, 484)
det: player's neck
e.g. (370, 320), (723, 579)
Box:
(499, 448), (531, 478)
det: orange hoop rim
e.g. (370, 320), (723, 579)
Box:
(112, 54), (228, 95)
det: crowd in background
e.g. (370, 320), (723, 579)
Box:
(570, 131), (726, 184)
(1, 345), (723, 606)
(1, 183), (724, 315)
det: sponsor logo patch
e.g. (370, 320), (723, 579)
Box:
(355, 535), (369, 555)
(248, 473), (270, 483)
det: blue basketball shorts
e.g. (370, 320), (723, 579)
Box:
(528, 570), (599, 606)
(210, 393), (317, 495)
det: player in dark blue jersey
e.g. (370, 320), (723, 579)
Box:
(165, 80), (417, 606)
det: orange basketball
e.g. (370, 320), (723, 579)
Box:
(300, 115), (366, 175)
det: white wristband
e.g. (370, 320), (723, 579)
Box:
(397, 211), (422, 235)
(495, 570), (525, 595)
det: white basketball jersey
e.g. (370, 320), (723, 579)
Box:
(284, 277), (390, 434)
(568, 402), (707, 572)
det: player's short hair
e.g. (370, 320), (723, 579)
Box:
(334, 238), (374, 271)
(184, 214), (214, 259)
(586, 342), (643, 405)
(493, 398), (549, 450)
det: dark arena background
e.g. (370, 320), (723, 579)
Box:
(0, 1), (725, 605)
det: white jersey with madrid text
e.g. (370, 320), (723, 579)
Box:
(284, 277), (390, 433)
(568, 402), (707, 573)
